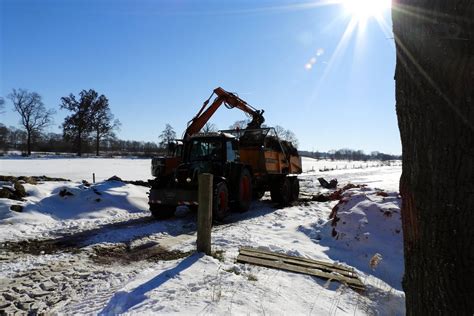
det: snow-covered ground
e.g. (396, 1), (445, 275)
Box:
(0, 157), (152, 182)
(0, 157), (404, 315)
(0, 156), (401, 182)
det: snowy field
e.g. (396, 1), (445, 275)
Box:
(0, 157), (404, 315)
(0, 157), (152, 182)
(0, 156), (400, 182)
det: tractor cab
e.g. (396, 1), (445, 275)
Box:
(184, 133), (239, 164)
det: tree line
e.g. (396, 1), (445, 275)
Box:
(0, 88), (181, 157)
(0, 125), (164, 157)
(1, 89), (397, 161)
(299, 149), (400, 161)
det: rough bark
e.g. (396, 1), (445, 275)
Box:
(392, 1), (474, 314)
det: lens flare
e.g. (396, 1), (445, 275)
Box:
(343, 0), (391, 21)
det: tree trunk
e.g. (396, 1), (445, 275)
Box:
(393, 1), (474, 314)
(96, 131), (100, 156)
(77, 130), (82, 157)
(26, 131), (31, 156)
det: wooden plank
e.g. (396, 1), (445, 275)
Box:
(239, 247), (354, 275)
(240, 247), (350, 270)
(240, 247), (354, 273)
(236, 254), (364, 290)
(239, 249), (357, 279)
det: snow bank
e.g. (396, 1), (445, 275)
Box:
(0, 180), (149, 241)
(299, 188), (404, 290)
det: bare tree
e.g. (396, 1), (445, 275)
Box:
(229, 120), (249, 129)
(201, 122), (218, 133)
(0, 97), (5, 114)
(273, 125), (299, 148)
(90, 95), (121, 156)
(158, 124), (176, 148)
(273, 125), (286, 138)
(393, 0), (473, 314)
(283, 129), (298, 148)
(8, 89), (54, 155)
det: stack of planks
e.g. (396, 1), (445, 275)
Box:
(236, 247), (364, 291)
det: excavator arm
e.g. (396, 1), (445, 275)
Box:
(183, 87), (265, 139)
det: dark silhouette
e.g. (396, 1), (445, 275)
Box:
(61, 89), (118, 156)
(90, 95), (121, 156)
(393, 0), (473, 314)
(8, 89), (54, 155)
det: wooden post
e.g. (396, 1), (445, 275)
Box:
(197, 173), (213, 255)
(93, 173), (96, 184)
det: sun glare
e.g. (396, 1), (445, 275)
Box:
(343, 0), (391, 21)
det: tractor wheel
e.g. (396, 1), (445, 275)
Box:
(150, 204), (175, 219)
(271, 177), (291, 205)
(233, 168), (252, 213)
(213, 182), (229, 221)
(289, 177), (300, 202)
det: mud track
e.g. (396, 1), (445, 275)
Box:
(0, 216), (196, 314)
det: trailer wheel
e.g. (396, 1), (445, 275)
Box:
(213, 182), (229, 221)
(150, 204), (175, 219)
(290, 178), (299, 202)
(234, 168), (252, 213)
(271, 177), (291, 205)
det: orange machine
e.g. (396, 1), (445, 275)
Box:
(149, 88), (302, 219)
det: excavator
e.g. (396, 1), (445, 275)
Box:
(148, 87), (302, 220)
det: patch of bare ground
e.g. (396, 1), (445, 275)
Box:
(91, 242), (193, 264)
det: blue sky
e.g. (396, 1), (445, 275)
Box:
(0, 0), (400, 154)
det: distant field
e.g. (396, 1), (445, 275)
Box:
(301, 156), (400, 172)
(0, 156), (401, 184)
(0, 157), (152, 182)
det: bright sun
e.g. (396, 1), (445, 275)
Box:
(343, 0), (391, 21)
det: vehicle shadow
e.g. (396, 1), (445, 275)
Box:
(215, 198), (282, 226)
(99, 253), (203, 315)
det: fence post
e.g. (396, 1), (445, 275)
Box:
(197, 173), (213, 255)
(93, 173), (96, 183)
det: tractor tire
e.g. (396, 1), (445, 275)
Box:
(150, 204), (175, 220)
(213, 182), (229, 221)
(271, 177), (291, 206)
(233, 168), (252, 213)
(289, 177), (300, 202)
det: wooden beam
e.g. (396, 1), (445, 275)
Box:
(236, 247), (365, 290)
(240, 247), (354, 273)
(239, 248), (356, 279)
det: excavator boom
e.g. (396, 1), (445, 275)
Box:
(184, 87), (265, 139)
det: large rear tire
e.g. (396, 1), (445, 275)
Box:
(289, 177), (299, 202)
(271, 177), (291, 205)
(233, 168), (252, 213)
(213, 182), (229, 221)
(150, 204), (175, 219)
